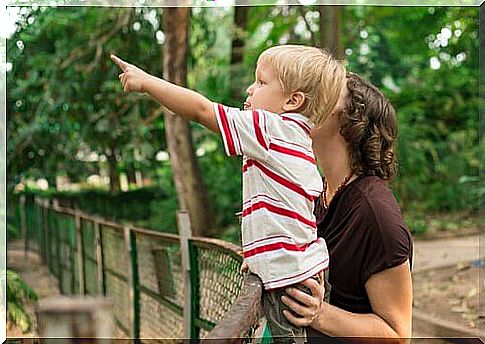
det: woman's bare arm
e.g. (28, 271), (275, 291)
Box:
(283, 261), (412, 343)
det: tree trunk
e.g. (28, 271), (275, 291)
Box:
(107, 139), (120, 194)
(162, 7), (216, 237)
(230, 6), (249, 100)
(127, 166), (137, 186)
(319, 6), (343, 59)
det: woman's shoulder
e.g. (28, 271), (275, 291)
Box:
(346, 175), (411, 244)
(351, 176), (402, 215)
(349, 176), (413, 280)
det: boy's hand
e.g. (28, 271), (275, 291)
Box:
(111, 54), (149, 93)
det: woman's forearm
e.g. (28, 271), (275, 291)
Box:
(312, 302), (409, 343)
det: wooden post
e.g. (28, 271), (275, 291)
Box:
(36, 296), (113, 343)
(94, 220), (105, 295)
(123, 225), (140, 339)
(75, 210), (85, 295)
(178, 211), (193, 339)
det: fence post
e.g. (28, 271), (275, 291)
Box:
(43, 199), (50, 266)
(94, 221), (106, 295)
(123, 225), (140, 340)
(20, 194), (27, 257)
(55, 210), (63, 292)
(36, 296), (114, 343)
(178, 211), (195, 339)
(69, 214), (76, 295)
(74, 209), (85, 295)
(35, 196), (42, 253)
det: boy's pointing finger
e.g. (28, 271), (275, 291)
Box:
(110, 54), (128, 71)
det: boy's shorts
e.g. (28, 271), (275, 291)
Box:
(262, 269), (331, 344)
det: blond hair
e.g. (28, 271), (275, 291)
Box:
(259, 45), (347, 126)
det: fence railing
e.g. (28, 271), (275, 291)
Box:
(19, 194), (266, 342)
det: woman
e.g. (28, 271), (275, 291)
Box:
(281, 72), (413, 343)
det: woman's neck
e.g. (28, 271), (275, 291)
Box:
(312, 133), (352, 196)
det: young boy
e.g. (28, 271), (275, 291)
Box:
(111, 45), (347, 343)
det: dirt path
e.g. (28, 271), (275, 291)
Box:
(412, 233), (483, 340)
(6, 244), (61, 337)
(413, 234), (482, 272)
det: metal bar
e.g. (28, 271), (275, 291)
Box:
(130, 229), (140, 341)
(138, 285), (183, 316)
(20, 195), (27, 257)
(36, 197), (42, 254)
(47, 201), (181, 242)
(189, 238), (243, 261)
(94, 221), (106, 295)
(103, 268), (128, 283)
(193, 317), (216, 332)
(43, 199), (50, 268)
(188, 239), (200, 340)
(70, 215), (77, 294)
(47, 206), (53, 273)
(75, 210), (85, 295)
(35, 198), (39, 252)
(114, 317), (130, 337)
(177, 211), (194, 340)
(123, 225), (140, 340)
(40, 200), (45, 254)
(56, 210), (63, 292)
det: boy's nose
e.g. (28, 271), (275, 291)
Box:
(246, 83), (254, 96)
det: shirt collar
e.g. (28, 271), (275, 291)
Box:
(280, 112), (314, 129)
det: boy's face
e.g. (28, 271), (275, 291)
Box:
(244, 58), (288, 114)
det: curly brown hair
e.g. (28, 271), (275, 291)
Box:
(339, 72), (398, 181)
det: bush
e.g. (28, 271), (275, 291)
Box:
(21, 186), (168, 228)
(5, 270), (38, 333)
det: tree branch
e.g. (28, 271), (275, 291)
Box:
(60, 9), (132, 71)
(298, 6), (317, 47)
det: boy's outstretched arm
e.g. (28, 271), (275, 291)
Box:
(111, 54), (219, 133)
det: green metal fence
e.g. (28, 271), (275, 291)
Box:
(20, 194), (262, 341)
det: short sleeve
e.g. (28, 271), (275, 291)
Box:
(213, 103), (270, 160)
(359, 197), (413, 285)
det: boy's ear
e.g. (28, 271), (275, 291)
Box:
(283, 91), (306, 112)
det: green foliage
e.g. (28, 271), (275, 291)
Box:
(7, 7), (166, 190)
(7, 195), (21, 240)
(196, 137), (242, 229)
(338, 6), (479, 214)
(219, 224), (242, 246)
(7, 5), (480, 238)
(22, 186), (168, 227)
(4, 270), (38, 333)
(7, 221), (21, 240)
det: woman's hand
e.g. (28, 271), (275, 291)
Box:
(241, 260), (249, 273)
(111, 54), (150, 93)
(281, 275), (325, 327)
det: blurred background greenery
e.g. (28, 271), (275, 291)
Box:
(6, 5), (481, 244)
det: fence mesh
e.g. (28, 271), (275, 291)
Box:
(101, 224), (131, 336)
(134, 231), (185, 339)
(81, 218), (99, 295)
(19, 196), (261, 340)
(191, 239), (244, 328)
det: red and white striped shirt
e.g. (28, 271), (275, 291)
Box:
(214, 103), (329, 290)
